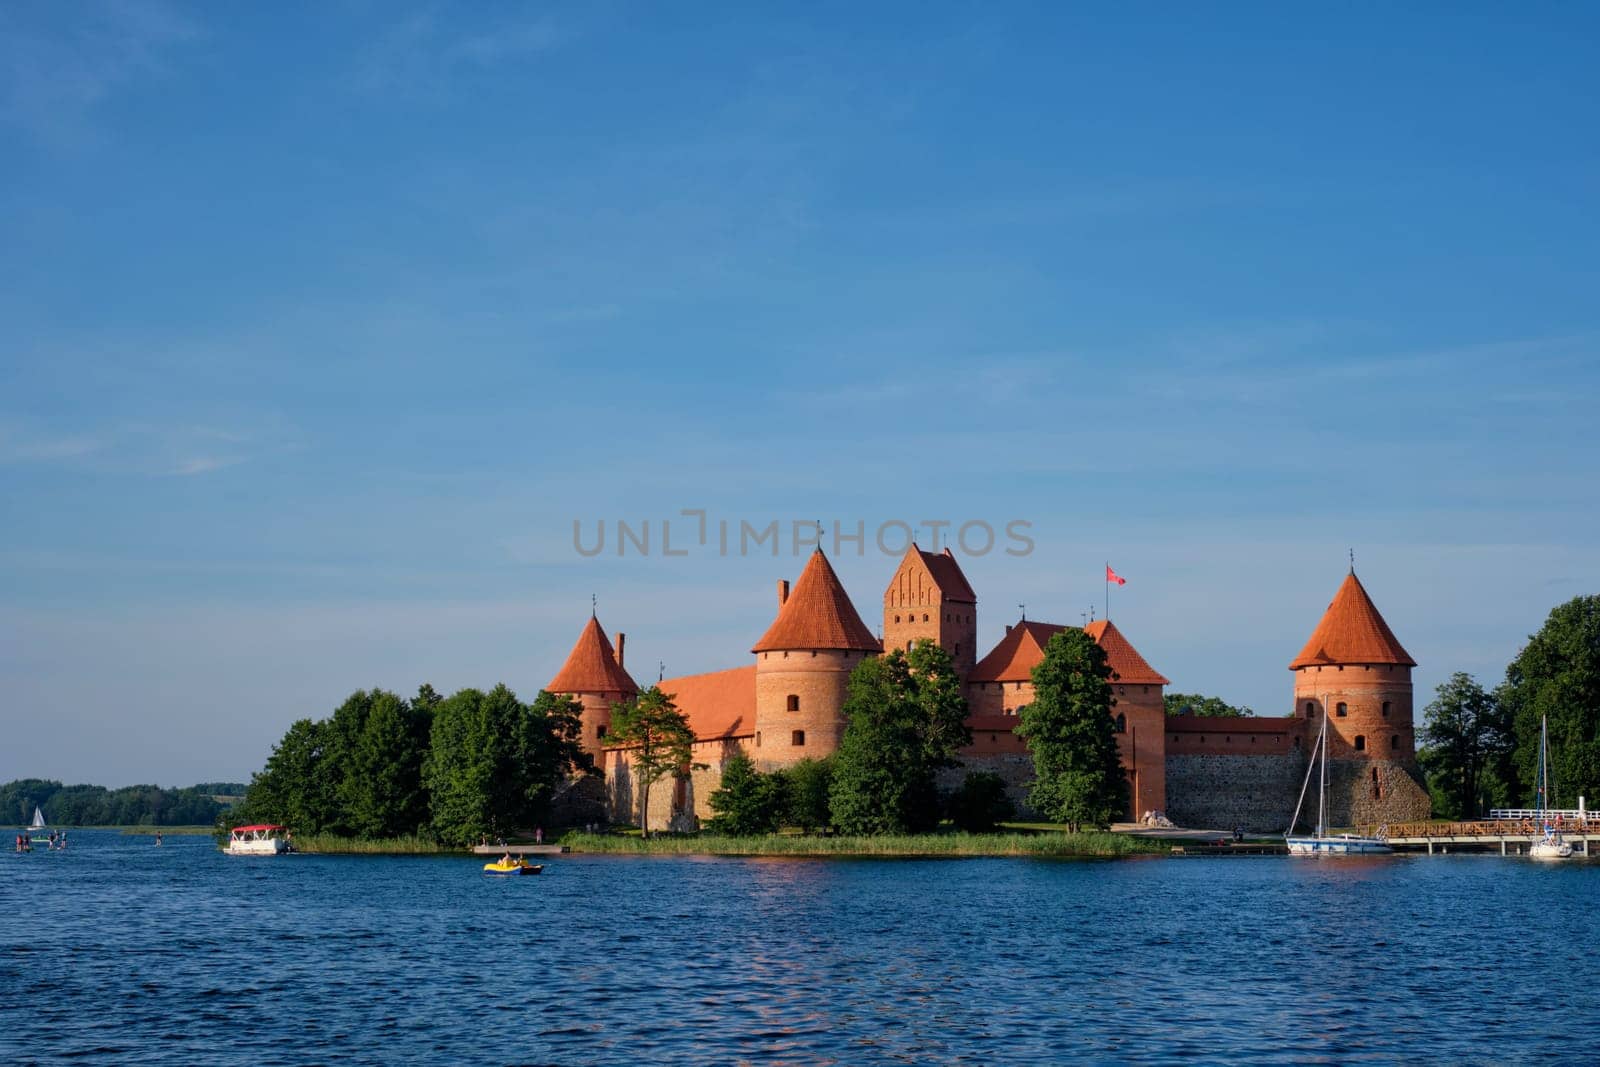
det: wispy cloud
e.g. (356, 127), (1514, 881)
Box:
(0, 0), (200, 146)
(0, 416), (298, 477)
(352, 9), (565, 96)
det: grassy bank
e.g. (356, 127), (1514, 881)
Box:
(560, 830), (1165, 857)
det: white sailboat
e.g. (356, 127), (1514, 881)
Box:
(1528, 715), (1573, 861)
(28, 806), (45, 832)
(1285, 705), (1391, 855)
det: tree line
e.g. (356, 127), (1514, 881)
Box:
(234, 683), (594, 846)
(701, 632), (1127, 837)
(2, 779), (230, 827)
(1419, 594), (1600, 819)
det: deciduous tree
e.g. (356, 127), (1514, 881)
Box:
(1017, 629), (1125, 831)
(1499, 595), (1600, 808)
(706, 753), (784, 835)
(1417, 673), (1506, 819)
(1163, 692), (1254, 717)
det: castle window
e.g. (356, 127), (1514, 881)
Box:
(923, 614), (929, 622)
(1391, 735), (1400, 750)
(1354, 735), (1366, 751)
(791, 730), (805, 747)
(1115, 713), (1127, 734)
(1304, 701), (1315, 716)
(955, 643), (961, 657)
(1371, 767), (1382, 799)
(1293, 736), (1301, 748)
(1336, 702), (1348, 717)
(1250, 736), (1256, 744)
(946, 613), (951, 622)
(895, 615), (901, 623)
(786, 694), (800, 712)
(756, 732), (761, 747)
(1381, 701), (1391, 718)
(906, 641), (913, 652)
(597, 724), (607, 739)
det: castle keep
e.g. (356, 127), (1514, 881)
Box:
(549, 547), (1431, 832)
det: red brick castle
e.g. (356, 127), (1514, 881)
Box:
(547, 547), (1431, 832)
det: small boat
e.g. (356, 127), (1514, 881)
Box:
(27, 806), (50, 845)
(1285, 702), (1391, 855)
(225, 824), (290, 856)
(483, 858), (542, 876)
(1528, 716), (1573, 861)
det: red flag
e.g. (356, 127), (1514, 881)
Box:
(1106, 564), (1126, 585)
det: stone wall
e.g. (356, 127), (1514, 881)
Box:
(1165, 752), (1309, 832)
(605, 736), (748, 832)
(1324, 758), (1432, 830)
(942, 753), (1041, 820)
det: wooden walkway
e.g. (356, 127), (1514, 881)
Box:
(471, 844), (568, 856)
(1376, 820), (1598, 855)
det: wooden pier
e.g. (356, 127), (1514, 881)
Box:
(472, 844), (568, 856)
(1170, 841), (1288, 857)
(1377, 820), (1598, 855)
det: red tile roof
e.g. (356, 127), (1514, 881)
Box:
(657, 665), (757, 741)
(548, 616), (638, 695)
(969, 620), (1064, 682)
(1289, 572), (1415, 670)
(752, 549), (881, 653)
(970, 618), (1170, 686)
(1083, 619), (1171, 685)
(918, 544), (977, 602)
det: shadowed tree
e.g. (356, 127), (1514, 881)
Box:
(706, 753), (784, 835)
(1499, 595), (1600, 808)
(1417, 673), (1507, 819)
(1163, 692), (1254, 717)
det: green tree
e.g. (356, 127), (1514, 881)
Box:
(1417, 673), (1507, 819)
(947, 770), (1016, 833)
(606, 686), (701, 838)
(706, 754), (784, 835)
(829, 641), (972, 835)
(1017, 629), (1125, 831)
(1500, 595), (1600, 808)
(1163, 692), (1254, 717)
(239, 718), (338, 833)
(783, 757), (833, 833)
(343, 690), (430, 838)
(424, 685), (594, 846)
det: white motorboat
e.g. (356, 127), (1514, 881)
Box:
(225, 824), (290, 856)
(1285, 703), (1391, 855)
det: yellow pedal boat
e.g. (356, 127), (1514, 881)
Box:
(483, 859), (542, 876)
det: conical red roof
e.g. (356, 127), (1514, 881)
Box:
(1289, 572), (1415, 670)
(549, 616), (639, 694)
(752, 550), (881, 653)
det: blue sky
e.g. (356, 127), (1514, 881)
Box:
(3, 2), (1597, 786)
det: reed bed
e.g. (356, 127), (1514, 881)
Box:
(560, 830), (1164, 857)
(280, 833), (454, 855)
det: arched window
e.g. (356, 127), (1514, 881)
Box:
(786, 694), (799, 712)
(1304, 701), (1315, 716)
(1336, 702), (1348, 717)
(954, 643), (960, 658)
(922, 614), (929, 622)
(1381, 701), (1391, 718)
(597, 724), (607, 740)
(1115, 713), (1127, 734)
(1354, 735), (1366, 751)
(894, 614), (901, 623)
(1391, 734), (1400, 750)
(906, 640), (913, 652)
(791, 730), (805, 746)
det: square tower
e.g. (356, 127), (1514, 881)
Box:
(882, 544), (977, 677)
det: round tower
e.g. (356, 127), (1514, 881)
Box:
(548, 614), (638, 764)
(750, 549), (881, 771)
(1289, 570), (1416, 761)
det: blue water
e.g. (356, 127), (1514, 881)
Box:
(3, 832), (1599, 1065)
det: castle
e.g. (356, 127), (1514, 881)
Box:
(546, 545), (1431, 832)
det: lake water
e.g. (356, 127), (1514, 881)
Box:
(3, 831), (1598, 1064)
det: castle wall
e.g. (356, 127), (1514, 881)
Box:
(941, 753), (1040, 820)
(1164, 752), (1309, 832)
(604, 736), (749, 832)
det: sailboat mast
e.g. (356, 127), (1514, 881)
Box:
(1317, 706), (1328, 838)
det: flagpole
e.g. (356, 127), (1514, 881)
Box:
(1105, 561), (1109, 621)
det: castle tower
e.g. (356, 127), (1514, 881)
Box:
(750, 549), (880, 771)
(882, 543), (978, 676)
(1085, 619), (1170, 819)
(549, 614), (638, 764)
(1290, 570), (1416, 759)
(1289, 569), (1430, 826)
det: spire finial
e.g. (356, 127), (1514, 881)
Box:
(1349, 548), (1355, 574)
(1018, 603), (1026, 621)
(1089, 604), (1096, 622)
(591, 593), (597, 618)
(658, 660), (665, 683)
